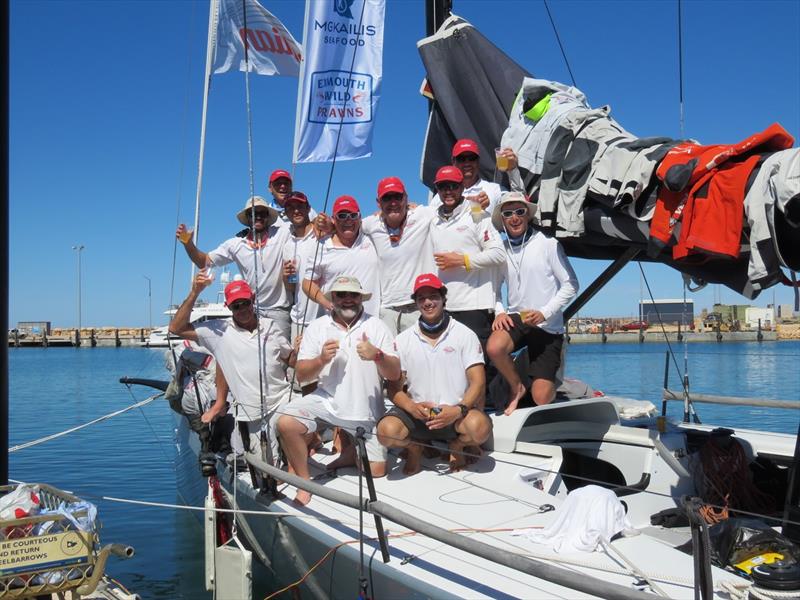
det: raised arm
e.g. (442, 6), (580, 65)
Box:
(169, 273), (213, 342)
(301, 278), (333, 311)
(176, 224), (211, 269)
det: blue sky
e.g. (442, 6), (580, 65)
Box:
(9, 0), (800, 328)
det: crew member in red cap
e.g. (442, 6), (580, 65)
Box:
(430, 165), (505, 371)
(429, 138), (504, 216)
(377, 273), (491, 475)
(281, 192), (323, 341)
(176, 195), (293, 339)
(361, 176), (437, 334)
(302, 195), (381, 317)
(267, 169), (318, 227)
(170, 272), (298, 465)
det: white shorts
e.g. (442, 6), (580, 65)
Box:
(283, 394), (387, 462)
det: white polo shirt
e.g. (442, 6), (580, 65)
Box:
(395, 319), (484, 407)
(430, 178), (504, 216)
(194, 317), (292, 422)
(302, 231), (381, 316)
(362, 205), (436, 308)
(429, 201), (505, 312)
(208, 225), (292, 310)
(282, 228), (323, 326)
(297, 312), (397, 422)
(496, 230), (579, 334)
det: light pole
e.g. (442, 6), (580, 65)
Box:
(143, 276), (152, 329)
(72, 245), (85, 333)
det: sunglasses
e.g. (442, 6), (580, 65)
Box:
(333, 291), (361, 299)
(454, 153), (479, 163)
(379, 193), (404, 203)
(229, 299), (252, 311)
(501, 207), (529, 219)
(435, 182), (461, 192)
(250, 211), (271, 220)
(335, 212), (361, 221)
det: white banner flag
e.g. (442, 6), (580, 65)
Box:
(293, 0), (386, 163)
(213, 0), (302, 77)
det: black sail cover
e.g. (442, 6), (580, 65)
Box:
(418, 15), (531, 188)
(418, 15), (800, 300)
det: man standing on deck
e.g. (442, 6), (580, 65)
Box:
(430, 166), (506, 372)
(362, 176), (437, 334)
(170, 275), (297, 464)
(176, 196), (293, 340)
(430, 139), (504, 216)
(281, 191), (322, 341)
(377, 273), (491, 474)
(302, 195), (381, 317)
(486, 192), (579, 414)
(277, 276), (400, 506)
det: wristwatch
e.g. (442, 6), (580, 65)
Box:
(457, 403), (469, 418)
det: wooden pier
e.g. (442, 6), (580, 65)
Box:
(8, 328), (152, 348)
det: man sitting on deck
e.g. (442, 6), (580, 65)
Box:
(486, 192), (579, 414)
(377, 273), (491, 474)
(277, 276), (400, 506)
(170, 275), (297, 465)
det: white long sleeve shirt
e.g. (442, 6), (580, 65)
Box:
(495, 230), (579, 334)
(430, 200), (505, 312)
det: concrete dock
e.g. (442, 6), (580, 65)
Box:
(8, 328), (154, 347)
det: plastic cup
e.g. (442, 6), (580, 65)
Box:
(495, 148), (509, 172)
(519, 310), (531, 322)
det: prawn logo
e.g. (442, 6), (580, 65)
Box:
(309, 70), (373, 124)
(333, 0), (355, 19)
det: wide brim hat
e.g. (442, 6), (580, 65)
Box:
(236, 196), (279, 226)
(491, 191), (537, 231)
(323, 275), (373, 301)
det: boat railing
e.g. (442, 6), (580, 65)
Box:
(662, 389), (800, 410)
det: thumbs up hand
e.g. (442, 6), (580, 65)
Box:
(356, 332), (382, 362)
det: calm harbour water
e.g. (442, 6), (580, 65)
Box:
(7, 341), (800, 598)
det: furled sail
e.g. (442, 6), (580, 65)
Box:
(418, 15), (800, 299)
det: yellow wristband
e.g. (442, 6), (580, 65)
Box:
(463, 254), (471, 272)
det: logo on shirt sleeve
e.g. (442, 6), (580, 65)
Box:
(483, 230), (490, 242)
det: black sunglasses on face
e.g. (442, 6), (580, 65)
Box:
(251, 211), (271, 220)
(501, 207), (528, 219)
(333, 291), (360, 299)
(335, 212), (361, 221)
(379, 193), (404, 203)
(435, 182), (460, 192)
(229, 299), (252, 311)
(454, 153), (479, 163)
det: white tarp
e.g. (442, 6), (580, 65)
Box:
(213, 0), (302, 77)
(293, 0), (386, 163)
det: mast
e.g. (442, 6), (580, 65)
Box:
(1, 0), (8, 487)
(191, 0), (220, 270)
(425, 0), (451, 37)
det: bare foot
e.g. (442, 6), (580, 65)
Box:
(326, 448), (356, 471)
(307, 432), (323, 456)
(504, 381), (526, 416)
(293, 490), (312, 506)
(448, 440), (467, 472)
(463, 445), (481, 465)
(403, 444), (423, 476)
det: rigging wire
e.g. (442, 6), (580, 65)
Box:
(542, 0), (577, 87)
(677, 0), (685, 138)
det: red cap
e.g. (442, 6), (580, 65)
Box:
(412, 273), (446, 294)
(377, 176), (406, 199)
(285, 191), (309, 205)
(434, 165), (464, 184)
(451, 139), (479, 158)
(269, 169), (292, 184)
(224, 280), (253, 305)
(333, 195), (360, 215)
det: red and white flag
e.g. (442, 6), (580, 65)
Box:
(212, 0), (302, 77)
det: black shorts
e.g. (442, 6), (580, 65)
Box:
(506, 314), (563, 382)
(381, 407), (459, 442)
